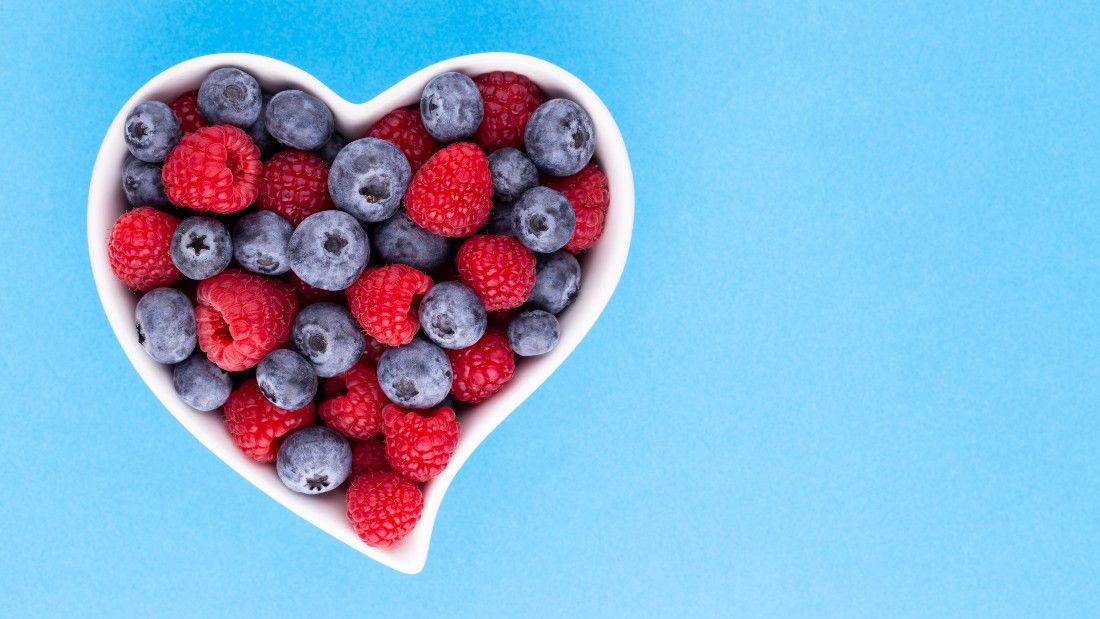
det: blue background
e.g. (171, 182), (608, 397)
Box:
(1, 1), (1098, 616)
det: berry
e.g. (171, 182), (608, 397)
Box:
(265, 89), (334, 151)
(485, 200), (515, 235)
(124, 101), (181, 163)
(198, 67), (262, 128)
(418, 281), (487, 349)
(382, 404), (459, 482)
(376, 338), (453, 409)
(474, 71), (546, 152)
(172, 352), (231, 411)
(346, 265), (433, 346)
(525, 99), (595, 176)
(420, 71), (483, 142)
(541, 163), (609, 253)
(246, 92), (279, 158)
(169, 90), (207, 133)
(288, 271), (341, 306)
(122, 157), (169, 208)
(288, 210), (370, 291)
(291, 302), (365, 378)
(488, 147), (538, 202)
(195, 270), (299, 372)
(328, 137), (411, 223)
(404, 142), (492, 237)
(316, 131), (348, 165)
(107, 206), (181, 290)
(224, 378), (314, 463)
(257, 349), (318, 410)
(511, 186), (576, 253)
(507, 310), (560, 356)
(162, 125), (262, 214)
(276, 427), (352, 494)
(135, 287), (196, 363)
(446, 329), (515, 403)
(351, 436), (391, 476)
(370, 212), (451, 272)
(258, 150), (332, 225)
(564, 201), (606, 254)
(346, 472), (423, 548)
(455, 234), (535, 310)
(529, 251), (581, 314)
(232, 210), (293, 276)
(368, 106), (438, 172)
(170, 216), (232, 280)
(318, 359), (389, 439)
(363, 334), (389, 365)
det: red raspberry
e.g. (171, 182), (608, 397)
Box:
(564, 205), (606, 254)
(542, 164), (610, 254)
(319, 360), (390, 439)
(363, 334), (389, 365)
(404, 143), (492, 237)
(346, 472), (424, 548)
(473, 71), (546, 151)
(195, 270), (299, 371)
(382, 404), (460, 482)
(162, 125), (262, 214)
(107, 207), (182, 290)
(224, 378), (315, 463)
(258, 150), (332, 225)
(287, 271), (342, 306)
(456, 235), (535, 310)
(346, 265), (433, 346)
(367, 106), (439, 173)
(447, 329), (515, 403)
(169, 90), (208, 133)
(351, 436), (391, 477)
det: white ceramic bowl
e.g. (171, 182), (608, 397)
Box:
(87, 52), (633, 574)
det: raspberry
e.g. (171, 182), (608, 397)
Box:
(404, 143), (492, 237)
(542, 164), (610, 253)
(169, 90), (208, 133)
(318, 360), (390, 439)
(224, 378), (315, 463)
(363, 334), (389, 365)
(258, 150), (332, 225)
(351, 436), (391, 477)
(346, 472), (424, 548)
(107, 207), (182, 290)
(447, 329), (515, 403)
(367, 106), (438, 173)
(195, 270), (299, 371)
(473, 71), (546, 152)
(287, 271), (342, 306)
(346, 265), (433, 346)
(456, 235), (535, 310)
(382, 404), (460, 482)
(564, 204), (606, 254)
(162, 125), (262, 214)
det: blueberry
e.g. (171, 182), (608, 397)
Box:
(524, 99), (596, 176)
(511, 186), (576, 253)
(171, 217), (232, 280)
(122, 157), (169, 207)
(328, 138), (411, 223)
(172, 352), (231, 411)
(135, 287), (196, 364)
(233, 210), (293, 275)
(371, 212), (451, 272)
(529, 251), (581, 314)
(276, 427), (352, 495)
(124, 101), (181, 163)
(256, 349), (318, 410)
(265, 89), (334, 151)
(419, 281), (487, 349)
(288, 210), (370, 291)
(488, 148), (538, 202)
(486, 200), (515, 235)
(315, 131), (348, 166)
(246, 92), (279, 158)
(377, 338), (453, 409)
(291, 302), (365, 378)
(507, 310), (560, 356)
(198, 67), (262, 128)
(420, 71), (483, 142)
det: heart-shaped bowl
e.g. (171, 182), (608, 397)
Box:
(87, 52), (633, 574)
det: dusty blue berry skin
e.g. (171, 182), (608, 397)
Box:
(276, 427), (352, 495)
(524, 99), (596, 176)
(265, 89), (335, 151)
(529, 251), (581, 314)
(288, 210), (370, 291)
(420, 71), (483, 142)
(135, 288), (196, 364)
(233, 210), (293, 275)
(488, 148), (539, 202)
(371, 212), (451, 272)
(172, 352), (231, 411)
(418, 281), (487, 349)
(198, 67), (262, 128)
(257, 349), (318, 410)
(315, 131), (348, 166)
(291, 302), (365, 378)
(507, 310), (561, 356)
(511, 186), (576, 253)
(124, 101), (181, 163)
(328, 138), (411, 223)
(246, 92), (278, 158)
(486, 200), (515, 236)
(377, 338), (453, 409)
(122, 157), (169, 207)
(171, 217), (232, 280)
